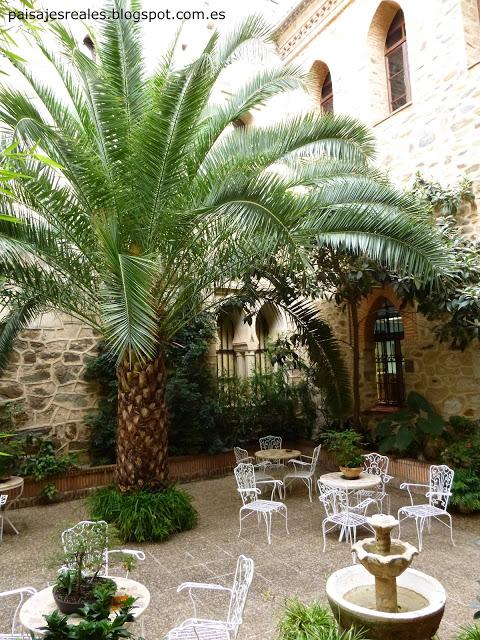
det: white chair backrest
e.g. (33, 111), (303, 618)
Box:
(62, 520), (109, 576)
(0, 494), (7, 507)
(309, 444), (322, 473)
(363, 453), (389, 480)
(234, 464), (258, 506)
(259, 435), (282, 450)
(318, 482), (347, 517)
(0, 587), (37, 637)
(234, 447), (249, 464)
(227, 555), (254, 638)
(429, 464), (454, 510)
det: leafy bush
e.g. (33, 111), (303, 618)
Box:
(373, 392), (445, 457)
(84, 344), (117, 465)
(20, 439), (77, 480)
(216, 371), (316, 447)
(457, 626), (480, 640)
(0, 401), (25, 479)
(89, 485), (198, 542)
(277, 598), (367, 640)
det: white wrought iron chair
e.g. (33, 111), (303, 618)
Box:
(234, 463), (288, 545)
(0, 494), (7, 542)
(318, 481), (372, 552)
(258, 435), (284, 470)
(165, 555), (254, 640)
(398, 464), (455, 552)
(234, 447), (281, 499)
(62, 520), (145, 577)
(283, 444), (321, 502)
(0, 587), (37, 639)
(356, 453), (393, 514)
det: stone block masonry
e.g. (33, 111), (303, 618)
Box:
(0, 312), (99, 451)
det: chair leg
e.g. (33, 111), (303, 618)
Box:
(238, 510), (243, 539)
(415, 517), (425, 552)
(265, 512), (272, 545)
(308, 478), (312, 503)
(322, 520), (328, 552)
(447, 513), (455, 546)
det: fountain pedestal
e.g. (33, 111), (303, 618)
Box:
(326, 514), (446, 640)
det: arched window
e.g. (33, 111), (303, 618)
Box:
(385, 9), (410, 112)
(216, 312), (235, 377)
(374, 301), (405, 405)
(320, 72), (334, 114)
(255, 309), (271, 373)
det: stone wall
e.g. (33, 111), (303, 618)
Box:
(273, 0), (480, 419)
(0, 313), (99, 451)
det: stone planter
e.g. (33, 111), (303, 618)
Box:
(326, 565), (446, 640)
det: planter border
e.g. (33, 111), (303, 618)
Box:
(12, 444), (432, 508)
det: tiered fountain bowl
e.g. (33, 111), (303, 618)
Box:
(326, 514), (446, 640)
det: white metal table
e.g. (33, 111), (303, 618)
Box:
(0, 475), (24, 534)
(319, 471), (381, 507)
(19, 576), (150, 636)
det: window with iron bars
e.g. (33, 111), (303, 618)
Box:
(374, 301), (405, 405)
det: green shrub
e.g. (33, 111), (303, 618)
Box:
(0, 401), (25, 479)
(457, 626), (480, 640)
(20, 439), (77, 480)
(373, 392), (445, 458)
(89, 485), (198, 542)
(277, 598), (367, 640)
(84, 344), (118, 465)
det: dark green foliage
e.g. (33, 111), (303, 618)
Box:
(216, 371), (316, 447)
(0, 401), (24, 478)
(321, 429), (364, 468)
(89, 485), (198, 543)
(84, 344), (117, 465)
(166, 313), (219, 455)
(39, 482), (58, 504)
(20, 438), (77, 480)
(277, 598), (367, 640)
(373, 392), (445, 457)
(441, 416), (480, 513)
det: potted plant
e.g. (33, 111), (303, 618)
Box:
(42, 583), (136, 639)
(323, 430), (365, 479)
(52, 527), (116, 614)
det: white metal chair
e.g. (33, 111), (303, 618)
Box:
(165, 555), (254, 640)
(234, 463), (288, 545)
(62, 520), (145, 577)
(398, 464), (455, 552)
(283, 444), (321, 502)
(258, 435), (284, 470)
(0, 587), (37, 639)
(0, 495), (7, 542)
(356, 453), (393, 514)
(233, 447), (281, 499)
(318, 481), (372, 552)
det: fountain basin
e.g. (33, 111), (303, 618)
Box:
(326, 564), (446, 640)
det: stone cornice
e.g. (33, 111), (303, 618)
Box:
(275, 0), (343, 59)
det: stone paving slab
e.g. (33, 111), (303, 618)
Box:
(0, 471), (479, 639)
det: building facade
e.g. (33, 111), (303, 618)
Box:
(275, 0), (480, 419)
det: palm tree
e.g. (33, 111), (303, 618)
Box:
(0, 2), (447, 492)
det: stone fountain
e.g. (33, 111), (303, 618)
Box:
(326, 514), (446, 640)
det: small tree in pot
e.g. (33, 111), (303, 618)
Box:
(323, 430), (365, 479)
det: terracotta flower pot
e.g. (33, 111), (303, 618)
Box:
(53, 577), (115, 614)
(339, 466), (363, 480)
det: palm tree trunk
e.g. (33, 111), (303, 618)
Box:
(116, 351), (169, 492)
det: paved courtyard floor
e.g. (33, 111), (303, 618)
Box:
(1, 471), (479, 639)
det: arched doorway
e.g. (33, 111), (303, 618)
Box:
(216, 311), (235, 377)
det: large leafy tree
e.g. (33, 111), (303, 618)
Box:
(0, 1), (447, 492)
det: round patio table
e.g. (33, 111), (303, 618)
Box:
(0, 475), (24, 534)
(255, 448), (302, 463)
(19, 576), (150, 636)
(319, 471), (382, 492)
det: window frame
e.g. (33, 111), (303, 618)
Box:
(384, 10), (411, 113)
